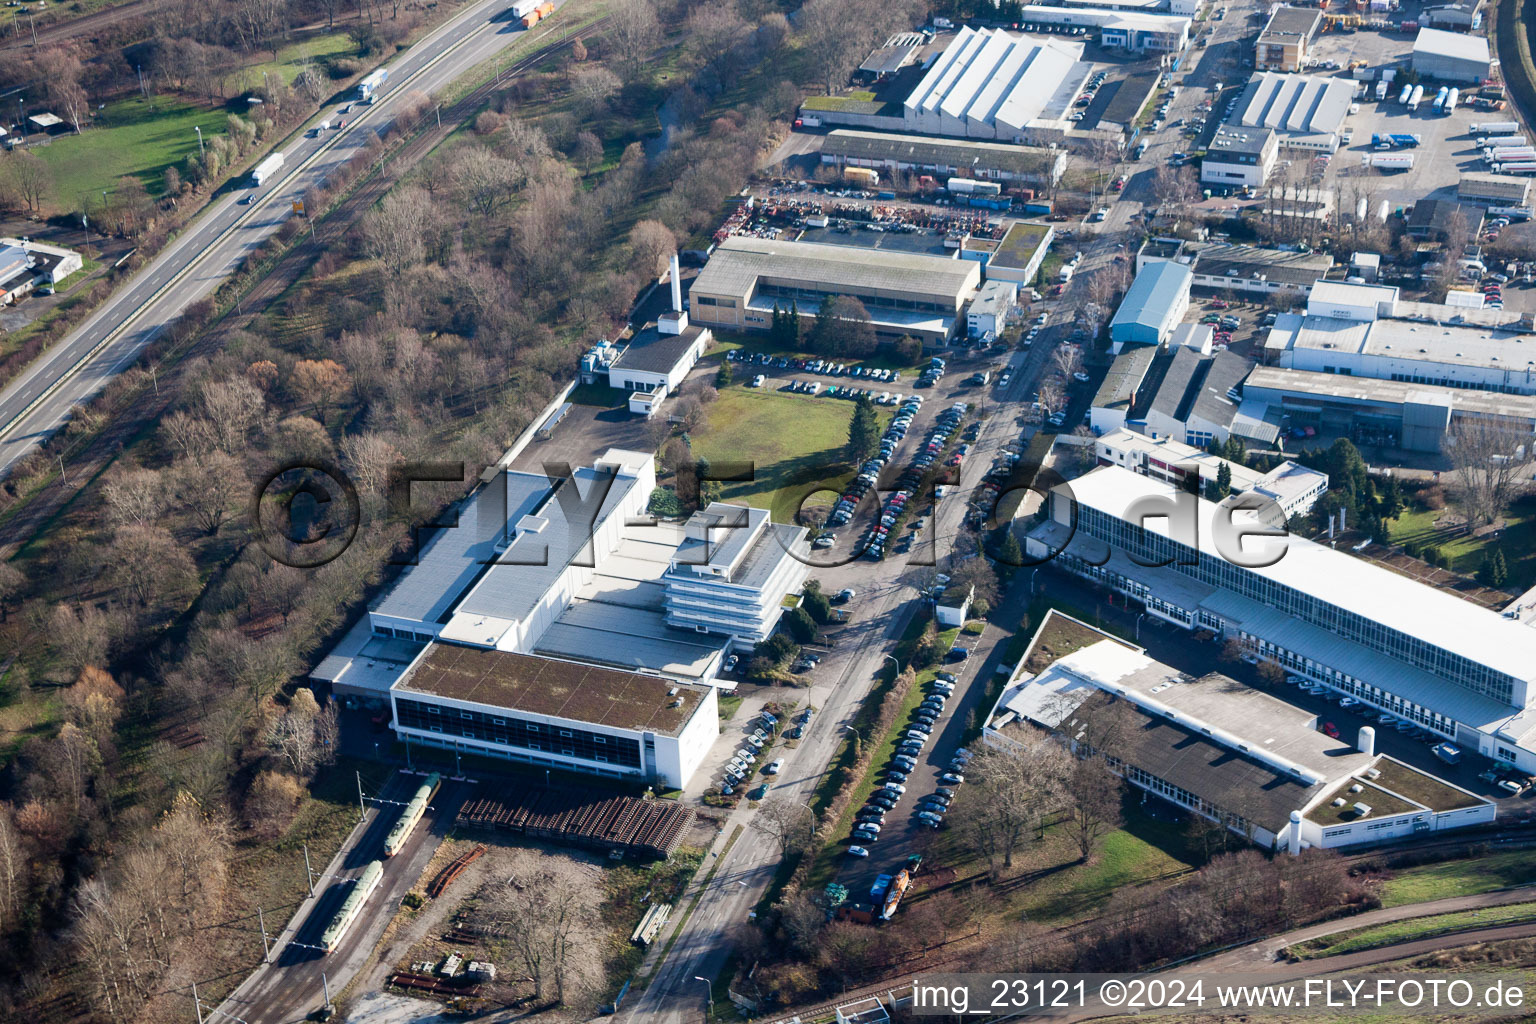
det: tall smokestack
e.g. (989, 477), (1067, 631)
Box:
(670, 252), (683, 313)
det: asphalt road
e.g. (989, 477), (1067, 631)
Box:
(0, 0), (546, 476)
(215, 771), (466, 1024)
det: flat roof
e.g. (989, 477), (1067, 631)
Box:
(1111, 261), (1192, 334)
(613, 323), (706, 375)
(1192, 242), (1333, 288)
(1259, 5), (1323, 41)
(372, 470), (552, 625)
(1309, 280), (1400, 311)
(1065, 466), (1536, 694)
(971, 279), (1016, 317)
(1092, 345), (1157, 411)
(819, 129), (1062, 178)
(1204, 125), (1275, 158)
(1244, 365), (1536, 422)
(994, 222), (1052, 271)
(395, 643), (707, 736)
(1233, 72), (1353, 135)
(1414, 25), (1490, 63)
(693, 237), (979, 304)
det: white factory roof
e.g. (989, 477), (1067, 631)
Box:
(1271, 310), (1536, 374)
(1308, 279), (1400, 312)
(905, 26), (1082, 134)
(1066, 466), (1536, 693)
(1232, 72), (1353, 135)
(696, 236), (980, 302)
(1414, 25), (1490, 63)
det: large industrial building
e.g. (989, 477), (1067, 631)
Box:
(390, 644), (720, 789)
(1089, 345), (1158, 434)
(902, 27), (1087, 141)
(1264, 281), (1536, 396)
(1255, 6), (1323, 72)
(688, 237), (982, 345)
(1141, 348), (1275, 447)
(987, 634), (1495, 851)
(1228, 72), (1354, 152)
(1412, 27), (1493, 83)
(987, 222), (1054, 285)
(1109, 260), (1193, 350)
(1015, 4), (1191, 54)
(1025, 466), (1536, 773)
(1240, 365), (1536, 451)
(815, 129), (1068, 188)
(1458, 172), (1532, 207)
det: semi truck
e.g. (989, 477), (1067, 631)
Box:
(1482, 134), (1529, 149)
(795, 113), (822, 129)
(1398, 83), (1413, 105)
(947, 177), (1002, 196)
(521, 0), (553, 27)
(1432, 85), (1449, 112)
(1472, 120), (1520, 134)
(357, 68), (388, 103)
(1489, 205), (1534, 220)
(510, 0), (540, 15)
(1390, 133), (1421, 147)
(249, 151), (284, 186)
(1368, 154), (1414, 171)
(1445, 87), (1459, 114)
(843, 167), (880, 186)
(1407, 84), (1424, 111)
(1493, 162), (1536, 174)
(1375, 80), (1388, 101)
(1486, 147), (1536, 164)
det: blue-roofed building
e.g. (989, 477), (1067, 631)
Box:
(1109, 261), (1193, 352)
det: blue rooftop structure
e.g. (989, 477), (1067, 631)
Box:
(1109, 261), (1193, 351)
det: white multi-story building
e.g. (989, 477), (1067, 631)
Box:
(1026, 466), (1536, 772)
(663, 503), (810, 648)
(391, 644), (719, 789)
(1093, 428), (1328, 518)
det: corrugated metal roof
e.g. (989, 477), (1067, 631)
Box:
(692, 237), (979, 305)
(1234, 72), (1352, 135)
(1111, 261), (1192, 334)
(1413, 25), (1490, 63)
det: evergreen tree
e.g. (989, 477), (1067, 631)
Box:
(1481, 549), (1509, 588)
(1214, 462), (1232, 499)
(994, 527), (1023, 567)
(787, 300), (802, 346)
(1207, 436), (1224, 456)
(716, 360), (733, 388)
(1224, 436), (1247, 465)
(770, 303), (784, 343)
(847, 396), (880, 462)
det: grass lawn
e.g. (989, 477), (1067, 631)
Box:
(1289, 901), (1536, 959)
(1388, 496), (1536, 584)
(33, 95), (235, 205)
(54, 256), (101, 293)
(1379, 850), (1536, 908)
(247, 32), (359, 89)
(718, 693), (743, 728)
(691, 387), (889, 520)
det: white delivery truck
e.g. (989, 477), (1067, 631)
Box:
(249, 151), (285, 186)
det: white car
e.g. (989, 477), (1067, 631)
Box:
(882, 782), (906, 794)
(765, 759), (785, 775)
(1073, 371), (1091, 382)
(848, 845), (870, 857)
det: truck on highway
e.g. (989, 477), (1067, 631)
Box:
(249, 151), (285, 186)
(357, 68), (388, 103)
(520, 0), (553, 27)
(510, 0), (541, 15)
(1472, 120), (1520, 134)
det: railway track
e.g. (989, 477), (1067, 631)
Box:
(0, 16), (607, 557)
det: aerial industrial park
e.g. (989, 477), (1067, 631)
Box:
(0, 0), (1534, 1020)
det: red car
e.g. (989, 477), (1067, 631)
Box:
(1209, 300), (1230, 309)
(1322, 721), (1340, 738)
(1050, 283), (1066, 296)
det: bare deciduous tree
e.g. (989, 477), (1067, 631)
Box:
(628, 219), (675, 280)
(609, 0), (661, 80)
(101, 466), (169, 528)
(290, 358), (351, 424)
(362, 185), (431, 275)
(948, 736), (1071, 874)
(486, 857), (604, 1005)
(1445, 416), (1534, 526)
(1066, 753), (1123, 862)
(748, 797), (816, 857)
(448, 147), (523, 216)
(201, 375), (267, 452)
(174, 450), (246, 534)
(569, 64), (621, 116)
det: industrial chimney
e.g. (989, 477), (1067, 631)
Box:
(1357, 725), (1376, 757)
(659, 252), (689, 335)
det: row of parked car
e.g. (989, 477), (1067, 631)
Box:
(849, 678), (971, 855)
(726, 348), (904, 383)
(719, 710), (785, 797)
(778, 378), (909, 405)
(827, 395), (925, 532)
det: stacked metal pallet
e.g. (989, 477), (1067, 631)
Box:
(458, 787), (692, 859)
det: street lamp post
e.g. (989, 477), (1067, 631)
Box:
(842, 723), (861, 755)
(693, 976), (713, 1017)
(883, 653), (900, 676)
(1135, 612), (1147, 641)
(193, 125), (204, 156)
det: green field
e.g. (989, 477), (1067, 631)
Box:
(1290, 901), (1536, 959)
(247, 32), (359, 89)
(691, 387), (888, 519)
(32, 96), (235, 207)
(1389, 497), (1536, 584)
(1379, 850), (1536, 908)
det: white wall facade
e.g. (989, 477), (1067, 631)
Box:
(1298, 798), (1496, 850)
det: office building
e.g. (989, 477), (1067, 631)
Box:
(1017, 5), (1192, 54)
(662, 502), (810, 647)
(390, 644), (719, 789)
(987, 634), (1496, 850)
(1189, 242), (1333, 296)
(1025, 466), (1536, 771)
(1256, 6), (1323, 72)
(1412, 27), (1492, 83)
(1199, 126), (1279, 189)
(1406, 199), (1485, 241)
(1093, 428), (1327, 517)
(1109, 261), (1193, 350)
(968, 279), (1019, 338)
(689, 237), (981, 345)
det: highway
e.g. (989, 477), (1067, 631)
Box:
(0, 0), (544, 477)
